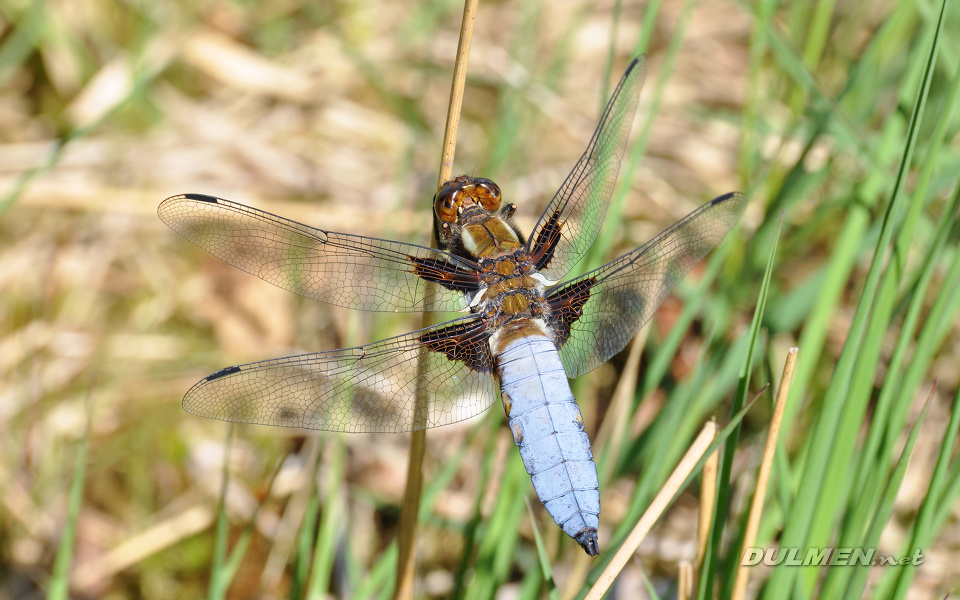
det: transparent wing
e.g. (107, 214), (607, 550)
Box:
(528, 56), (647, 282)
(158, 194), (481, 313)
(548, 192), (746, 378)
(182, 315), (499, 433)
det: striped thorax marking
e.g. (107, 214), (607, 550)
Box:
(462, 220), (522, 258)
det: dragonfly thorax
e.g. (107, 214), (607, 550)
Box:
(471, 249), (553, 352)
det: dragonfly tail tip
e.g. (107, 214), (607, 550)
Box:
(576, 529), (600, 556)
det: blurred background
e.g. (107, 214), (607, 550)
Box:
(2, 0), (959, 598)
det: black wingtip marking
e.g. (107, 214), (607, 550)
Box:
(623, 54), (648, 78)
(712, 191), (740, 205)
(205, 365), (241, 381)
(184, 193), (219, 203)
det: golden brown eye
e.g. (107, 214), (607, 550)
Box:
(475, 179), (502, 212)
(435, 186), (461, 223)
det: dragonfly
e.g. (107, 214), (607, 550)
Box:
(158, 55), (745, 556)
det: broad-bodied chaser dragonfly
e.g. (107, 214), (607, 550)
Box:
(159, 56), (745, 556)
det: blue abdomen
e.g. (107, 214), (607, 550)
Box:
(496, 334), (601, 555)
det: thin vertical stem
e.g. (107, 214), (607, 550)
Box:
(695, 435), (719, 573)
(677, 561), (694, 600)
(394, 1), (479, 598)
(436, 0), (479, 189)
(730, 347), (798, 600)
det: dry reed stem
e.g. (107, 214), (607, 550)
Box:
(584, 421), (718, 600)
(436, 0), (478, 189)
(395, 428), (427, 600)
(72, 503), (214, 593)
(695, 424), (719, 573)
(395, 1), (479, 598)
(678, 560), (694, 600)
(730, 347), (799, 600)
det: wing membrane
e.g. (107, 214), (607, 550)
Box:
(549, 192), (745, 378)
(182, 315), (498, 433)
(158, 194), (480, 313)
(528, 56), (646, 281)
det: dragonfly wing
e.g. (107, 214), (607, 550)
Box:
(182, 315), (499, 433)
(548, 192), (746, 378)
(158, 194), (481, 313)
(528, 56), (646, 282)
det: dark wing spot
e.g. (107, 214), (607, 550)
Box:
(420, 319), (494, 373)
(529, 210), (564, 272)
(407, 256), (481, 294)
(547, 277), (597, 347)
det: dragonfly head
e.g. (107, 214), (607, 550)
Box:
(433, 176), (523, 256)
(434, 176), (503, 224)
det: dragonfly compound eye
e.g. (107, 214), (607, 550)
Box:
(474, 179), (502, 212)
(435, 186), (463, 223)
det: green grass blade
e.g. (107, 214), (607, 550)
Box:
(48, 397), (92, 600)
(850, 63), (960, 498)
(880, 244), (960, 453)
(887, 380), (960, 598)
(464, 453), (527, 600)
(638, 564), (662, 600)
(829, 180), (960, 595)
(452, 414), (502, 598)
(218, 460), (286, 589)
(762, 0), (947, 594)
(516, 560), (548, 600)
(738, 0), (778, 179)
(293, 490), (321, 598)
(697, 212), (781, 599)
(525, 497), (560, 600)
(350, 542), (397, 600)
(0, 0), (48, 87)
(933, 455), (960, 534)
(842, 387), (935, 599)
(775, 92), (902, 438)
(207, 425), (235, 600)
(306, 438), (346, 598)
(481, 0), (541, 179)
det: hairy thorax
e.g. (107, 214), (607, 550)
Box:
(475, 248), (552, 354)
